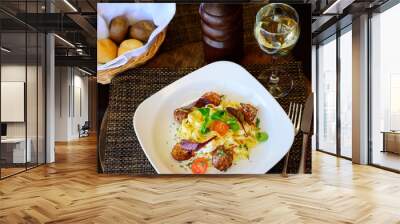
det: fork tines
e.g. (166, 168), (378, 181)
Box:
(282, 102), (303, 177)
(288, 102), (303, 135)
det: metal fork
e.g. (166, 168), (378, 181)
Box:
(281, 102), (303, 177)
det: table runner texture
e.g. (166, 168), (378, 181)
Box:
(104, 62), (309, 174)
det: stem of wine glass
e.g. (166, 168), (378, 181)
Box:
(270, 55), (279, 84)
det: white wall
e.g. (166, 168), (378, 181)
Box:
(1, 65), (26, 139)
(55, 66), (70, 141)
(72, 73), (89, 138)
(54, 67), (89, 141)
(1, 65), (37, 138)
(1, 82), (25, 122)
(1, 63), (46, 164)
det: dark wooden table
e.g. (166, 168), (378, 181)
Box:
(97, 3), (312, 172)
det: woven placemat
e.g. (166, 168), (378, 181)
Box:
(104, 62), (308, 174)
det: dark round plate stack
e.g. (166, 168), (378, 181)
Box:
(200, 3), (244, 63)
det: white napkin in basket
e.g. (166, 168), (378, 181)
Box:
(97, 3), (176, 71)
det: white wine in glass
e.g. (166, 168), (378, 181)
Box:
(255, 15), (300, 55)
(254, 3), (300, 98)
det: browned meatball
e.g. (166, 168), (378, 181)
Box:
(171, 143), (193, 161)
(174, 108), (189, 123)
(212, 146), (233, 171)
(202, 92), (221, 105)
(240, 103), (258, 124)
(196, 92), (221, 107)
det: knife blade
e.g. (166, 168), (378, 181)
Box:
(301, 93), (314, 134)
(298, 93), (314, 174)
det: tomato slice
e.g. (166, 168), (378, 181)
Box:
(191, 157), (209, 174)
(210, 120), (230, 136)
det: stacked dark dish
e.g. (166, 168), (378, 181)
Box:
(200, 4), (244, 63)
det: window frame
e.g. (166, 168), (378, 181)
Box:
(367, 0), (400, 173)
(315, 24), (353, 161)
(0, 1), (48, 180)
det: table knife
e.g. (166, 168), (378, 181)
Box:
(298, 93), (314, 174)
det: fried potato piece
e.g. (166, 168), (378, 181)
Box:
(212, 146), (233, 171)
(174, 108), (190, 124)
(171, 143), (193, 161)
(240, 103), (258, 124)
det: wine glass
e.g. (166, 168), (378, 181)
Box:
(254, 3), (300, 98)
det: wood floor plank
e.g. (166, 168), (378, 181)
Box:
(0, 135), (400, 224)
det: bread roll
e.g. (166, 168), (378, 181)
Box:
(129, 20), (156, 42)
(109, 16), (129, 44)
(97, 38), (117, 64)
(118, 39), (143, 56)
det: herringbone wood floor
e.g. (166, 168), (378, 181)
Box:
(0, 135), (399, 224)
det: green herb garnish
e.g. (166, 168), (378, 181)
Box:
(198, 108), (211, 134)
(198, 108), (210, 117)
(201, 116), (210, 134)
(200, 116), (210, 134)
(256, 118), (260, 128)
(211, 110), (225, 120)
(226, 118), (240, 131)
(256, 132), (268, 142)
(200, 124), (209, 134)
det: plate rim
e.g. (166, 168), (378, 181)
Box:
(133, 61), (295, 174)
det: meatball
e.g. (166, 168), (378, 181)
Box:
(240, 103), (258, 124)
(171, 143), (193, 161)
(212, 146), (233, 171)
(174, 108), (189, 123)
(196, 92), (221, 107)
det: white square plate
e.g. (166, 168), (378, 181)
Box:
(133, 61), (294, 174)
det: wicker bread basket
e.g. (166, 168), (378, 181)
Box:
(97, 30), (166, 84)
